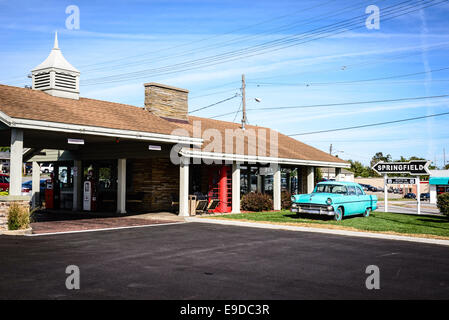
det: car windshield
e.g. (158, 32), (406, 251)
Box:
(314, 184), (347, 194)
(3, 176), (9, 183)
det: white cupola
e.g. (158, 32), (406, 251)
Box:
(31, 32), (80, 99)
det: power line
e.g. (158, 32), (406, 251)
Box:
(250, 94), (449, 111)
(2, 0), (343, 83)
(189, 94), (239, 113)
(81, 0), (442, 85)
(241, 41), (449, 85)
(233, 101), (243, 123)
(81, 0), (341, 72)
(250, 66), (449, 87)
(82, 0), (407, 83)
(288, 111), (449, 136)
(81, 0), (362, 74)
(209, 93), (449, 118)
(189, 88), (240, 100)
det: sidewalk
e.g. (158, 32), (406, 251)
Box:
(186, 217), (449, 247)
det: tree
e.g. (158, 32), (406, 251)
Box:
(369, 152), (392, 177)
(445, 164), (449, 170)
(347, 160), (371, 177)
(0, 147), (10, 152)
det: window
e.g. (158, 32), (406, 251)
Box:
(0, 176), (4, 183)
(356, 187), (364, 196)
(347, 186), (357, 195)
(315, 184), (347, 194)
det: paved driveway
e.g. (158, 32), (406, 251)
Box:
(0, 222), (448, 299)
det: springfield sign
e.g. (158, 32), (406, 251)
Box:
(372, 160), (430, 215)
(372, 160), (430, 175)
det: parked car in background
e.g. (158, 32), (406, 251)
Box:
(0, 174), (9, 191)
(359, 184), (369, 191)
(40, 163), (54, 174)
(404, 193), (416, 199)
(290, 181), (377, 221)
(0, 175), (44, 195)
(420, 193), (430, 201)
(21, 179), (47, 195)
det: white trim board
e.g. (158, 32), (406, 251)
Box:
(0, 112), (203, 146)
(180, 148), (350, 168)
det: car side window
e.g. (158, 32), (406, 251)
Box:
(356, 187), (364, 195)
(0, 176), (4, 183)
(348, 186), (356, 195)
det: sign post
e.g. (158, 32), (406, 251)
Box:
(384, 174), (388, 212)
(417, 176), (421, 215)
(372, 160), (430, 215)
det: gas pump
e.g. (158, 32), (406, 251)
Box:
(83, 170), (97, 211)
(83, 180), (92, 211)
(44, 175), (54, 209)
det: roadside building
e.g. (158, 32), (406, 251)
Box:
(429, 170), (449, 204)
(0, 34), (349, 221)
(321, 167), (354, 182)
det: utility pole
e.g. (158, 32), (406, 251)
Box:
(444, 148), (446, 168)
(241, 74), (246, 130)
(328, 144), (333, 179)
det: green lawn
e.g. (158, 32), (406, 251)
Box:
(208, 210), (449, 239)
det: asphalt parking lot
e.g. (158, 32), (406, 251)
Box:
(0, 222), (448, 299)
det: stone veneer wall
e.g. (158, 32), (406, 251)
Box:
(130, 158), (179, 212)
(0, 198), (30, 231)
(144, 82), (189, 121)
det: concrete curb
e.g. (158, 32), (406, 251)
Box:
(185, 217), (449, 247)
(0, 227), (33, 236)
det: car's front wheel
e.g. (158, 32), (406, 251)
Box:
(363, 207), (371, 217)
(334, 207), (343, 221)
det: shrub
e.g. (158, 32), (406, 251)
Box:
(437, 193), (449, 217)
(281, 191), (292, 210)
(0, 191), (8, 196)
(241, 192), (273, 212)
(7, 203), (30, 230)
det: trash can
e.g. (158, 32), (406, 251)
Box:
(188, 195), (197, 216)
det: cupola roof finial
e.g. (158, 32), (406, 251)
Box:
(53, 31), (59, 49)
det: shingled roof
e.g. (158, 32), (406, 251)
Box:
(0, 84), (184, 136)
(0, 84), (348, 165)
(178, 116), (347, 164)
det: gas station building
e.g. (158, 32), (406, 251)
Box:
(429, 170), (449, 204)
(0, 35), (349, 220)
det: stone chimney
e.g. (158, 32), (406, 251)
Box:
(144, 82), (189, 121)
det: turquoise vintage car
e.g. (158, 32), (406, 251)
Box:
(290, 181), (377, 221)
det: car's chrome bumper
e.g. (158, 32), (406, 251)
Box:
(291, 204), (335, 216)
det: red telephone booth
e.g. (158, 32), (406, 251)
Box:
(208, 165), (232, 213)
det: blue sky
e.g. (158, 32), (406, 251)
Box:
(1, 0), (448, 166)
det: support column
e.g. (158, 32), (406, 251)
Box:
(273, 163), (281, 210)
(117, 158), (127, 214)
(286, 169), (291, 193)
(72, 160), (82, 211)
(9, 128), (23, 196)
(306, 166), (315, 194)
(31, 161), (40, 209)
(179, 157), (189, 216)
(232, 162), (241, 213)
(256, 170), (262, 193)
(335, 167), (342, 181)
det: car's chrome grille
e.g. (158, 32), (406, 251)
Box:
(298, 203), (328, 210)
